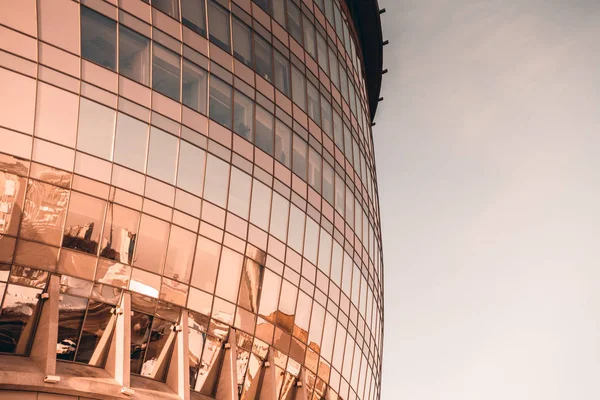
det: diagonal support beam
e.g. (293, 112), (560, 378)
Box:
(104, 291), (131, 388)
(216, 330), (239, 400)
(165, 309), (190, 400)
(28, 274), (60, 377)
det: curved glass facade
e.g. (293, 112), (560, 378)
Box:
(0, 0), (383, 399)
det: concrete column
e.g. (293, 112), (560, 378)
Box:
(294, 369), (309, 400)
(165, 309), (190, 400)
(105, 291), (131, 388)
(28, 274), (60, 377)
(215, 331), (239, 400)
(258, 348), (277, 400)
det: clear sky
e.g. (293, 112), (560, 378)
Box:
(374, 1), (600, 399)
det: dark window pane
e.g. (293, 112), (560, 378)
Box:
(182, 0), (207, 36)
(183, 60), (208, 114)
(254, 0), (271, 14)
(320, 96), (332, 138)
(232, 18), (252, 67)
(152, 43), (181, 101)
(291, 66), (305, 111)
(74, 301), (114, 366)
(141, 317), (174, 379)
(209, 77), (232, 128)
(303, 15), (316, 58)
(233, 91), (254, 141)
(274, 51), (290, 96)
(208, 0), (230, 52)
(56, 294), (87, 361)
(273, 0), (286, 26)
(254, 34), (273, 82)
(317, 32), (328, 74)
(286, 0), (302, 44)
(130, 311), (153, 374)
(255, 106), (273, 155)
(119, 25), (150, 85)
(307, 82), (320, 124)
(274, 120), (291, 168)
(0, 284), (42, 354)
(292, 135), (307, 180)
(308, 147), (322, 193)
(152, 0), (179, 19)
(81, 7), (116, 70)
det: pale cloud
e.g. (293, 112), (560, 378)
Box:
(376, 1), (600, 399)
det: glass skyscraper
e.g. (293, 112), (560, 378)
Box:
(0, 0), (384, 399)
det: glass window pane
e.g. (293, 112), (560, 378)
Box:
(100, 204), (139, 264)
(274, 51), (290, 96)
(333, 111), (343, 150)
(177, 141), (206, 196)
(130, 311), (153, 374)
(274, 120), (291, 168)
(322, 162), (334, 205)
(249, 179), (270, 231)
(62, 191), (106, 255)
(119, 25), (150, 85)
(182, 0), (206, 36)
(191, 237), (221, 293)
(233, 91), (254, 141)
(255, 106), (274, 156)
(208, 0), (230, 52)
(74, 300), (114, 365)
(203, 154), (230, 207)
(77, 98), (115, 160)
(254, 0), (271, 14)
(307, 83), (320, 124)
(152, 43), (181, 101)
(114, 113), (148, 172)
(320, 96), (332, 139)
(232, 18), (252, 67)
(153, 0), (179, 19)
(81, 7), (116, 70)
(334, 173), (344, 215)
(316, 32), (328, 74)
(303, 15), (316, 58)
(20, 180), (69, 246)
(303, 217), (318, 264)
(287, 205), (304, 254)
(293, 290), (311, 342)
(287, 0), (302, 44)
(254, 34), (273, 82)
(183, 60), (208, 114)
(147, 127), (177, 184)
(209, 76), (232, 129)
(237, 259), (261, 312)
(308, 147), (322, 193)
(57, 294), (87, 361)
(317, 227), (332, 275)
(269, 192), (289, 242)
(0, 284), (42, 354)
(215, 247), (243, 302)
(291, 66), (306, 111)
(164, 225), (196, 283)
(292, 135), (307, 181)
(228, 167), (251, 218)
(273, 0), (286, 26)
(134, 214), (170, 274)
(329, 47), (339, 88)
(258, 270), (280, 321)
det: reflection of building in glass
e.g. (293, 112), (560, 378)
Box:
(0, 0), (385, 399)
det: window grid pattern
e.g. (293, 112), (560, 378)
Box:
(0, 0), (383, 399)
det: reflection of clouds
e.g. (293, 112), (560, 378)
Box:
(130, 279), (159, 299)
